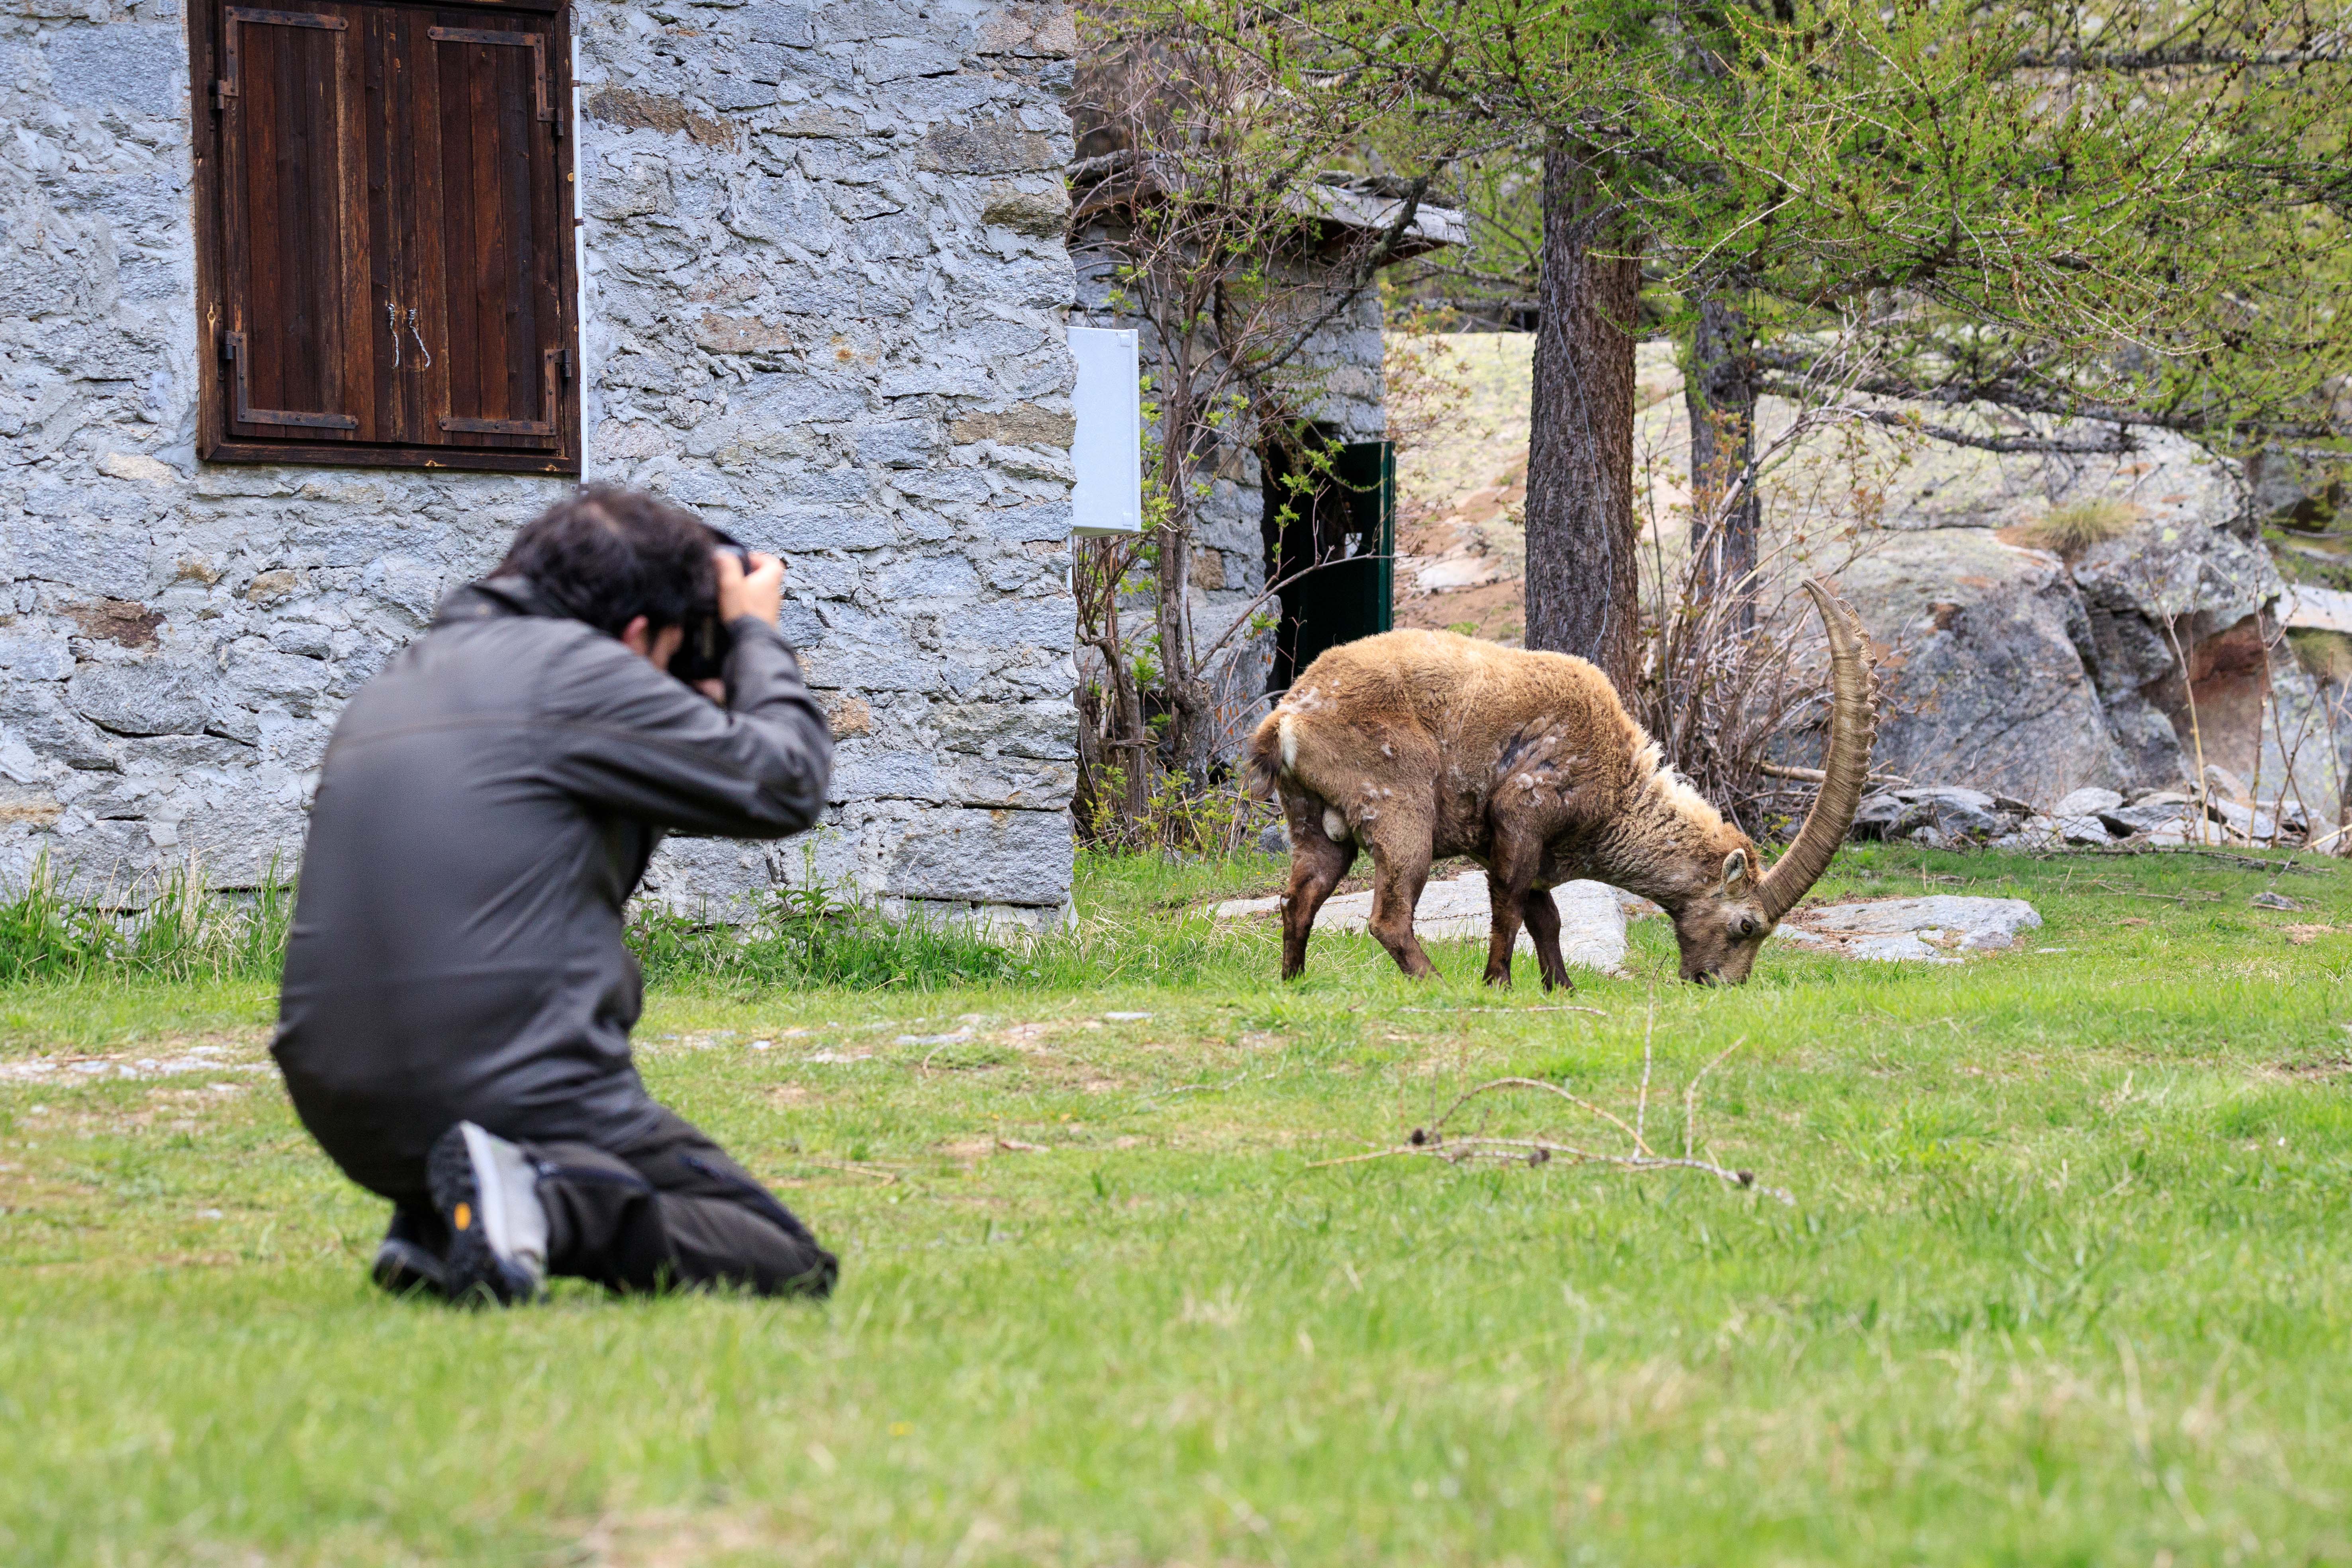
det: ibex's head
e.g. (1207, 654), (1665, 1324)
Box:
(1667, 580), (1876, 985)
(1670, 838), (1771, 985)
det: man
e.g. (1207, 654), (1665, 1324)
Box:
(273, 487), (837, 1304)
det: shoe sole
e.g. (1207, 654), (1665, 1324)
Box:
(371, 1237), (449, 1298)
(428, 1124), (539, 1306)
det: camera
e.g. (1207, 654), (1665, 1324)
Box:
(667, 527), (756, 685)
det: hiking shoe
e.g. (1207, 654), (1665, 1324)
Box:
(428, 1122), (549, 1306)
(370, 1207), (449, 1298)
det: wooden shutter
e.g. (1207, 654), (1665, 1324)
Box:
(195, 0), (578, 472)
(215, 4), (372, 440)
(412, 10), (568, 449)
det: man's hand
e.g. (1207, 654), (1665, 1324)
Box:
(715, 548), (785, 628)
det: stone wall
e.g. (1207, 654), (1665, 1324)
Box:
(0, 0), (1082, 924)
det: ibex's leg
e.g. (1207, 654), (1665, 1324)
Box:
(1481, 832), (1545, 988)
(1365, 823), (1438, 980)
(1520, 887), (1574, 993)
(1482, 869), (1526, 989)
(1279, 793), (1353, 981)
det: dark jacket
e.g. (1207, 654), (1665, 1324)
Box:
(272, 577), (832, 1200)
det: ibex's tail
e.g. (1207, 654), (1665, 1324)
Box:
(1243, 709), (1287, 801)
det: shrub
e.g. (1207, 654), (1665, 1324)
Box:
(1074, 762), (1277, 857)
(2013, 497), (2142, 558)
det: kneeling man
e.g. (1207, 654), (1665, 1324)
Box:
(273, 487), (837, 1304)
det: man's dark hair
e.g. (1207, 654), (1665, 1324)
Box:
(496, 486), (718, 639)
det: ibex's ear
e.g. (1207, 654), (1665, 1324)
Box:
(1720, 848), (1750, 893)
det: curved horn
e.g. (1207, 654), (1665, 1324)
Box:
(1757, 578), (1876, 924)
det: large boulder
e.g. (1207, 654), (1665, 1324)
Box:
(2072, 515), (2341, 821)
(1837, 529), (2127, 804)
(1389, 337), (2344, 826)
(1830, 433), (2341, 822)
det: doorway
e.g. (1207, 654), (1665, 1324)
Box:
(1262, 437), (1395, 693)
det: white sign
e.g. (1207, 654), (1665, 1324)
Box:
(1069, 326), (1143, 536)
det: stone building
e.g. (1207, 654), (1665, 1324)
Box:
(1067, 170), (1463, 756)
(1, 0), (1085, 925)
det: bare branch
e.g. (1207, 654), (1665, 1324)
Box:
(1308, 1053), (1792, 1206)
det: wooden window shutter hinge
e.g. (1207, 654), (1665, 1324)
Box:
(221, 329), (357, 432)
(427, 26), (557, 137)
(439, 348), (563, 438)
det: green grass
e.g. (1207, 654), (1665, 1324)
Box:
(0, 857), (290, 987)
(4, 844), (2352, 1565)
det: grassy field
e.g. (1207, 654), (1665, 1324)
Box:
(4, 844), (2351, 1566)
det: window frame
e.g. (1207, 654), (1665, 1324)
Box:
(190, 0), (582, 475)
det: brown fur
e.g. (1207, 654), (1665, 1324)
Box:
(1249, 630), (1773, 987)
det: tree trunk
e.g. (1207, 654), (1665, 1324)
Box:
(1523, 139), (1643, 689)
(1685, 291), (1761, 628)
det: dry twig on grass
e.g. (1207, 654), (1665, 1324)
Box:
(2078, 845), (2319, 875)
(1398, 1005), (1608, 1018)
(800, 1160), (903, 1184)
(2098, 884), (2220, 907)
(1312, 1011), (1793, 1204)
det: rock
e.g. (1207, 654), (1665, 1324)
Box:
(1818, 446), (2342, 823)
(1851, 791), (1907, 841)
(68, 664), (211, 738)
(2209, 798), (2283, 843)
(1780, 895), (2043, 961)
(2203, 764), (2252, 804)
(1210, 871), (1627, 973)
(2054, 786), (2125, 817)
(2075, 520), (2343, 818)
(2100, 801), (2205, 839)
(883, 808), (1074, 906)
(2282, 582), (2352, 634)
(2056, 814), (2114, 845)
(1258, 821), (1290, 855)
(1836, 529), (2127, 804)
(1895, 785), (2010, 840)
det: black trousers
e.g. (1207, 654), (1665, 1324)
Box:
(396, 1106), (836, 1298)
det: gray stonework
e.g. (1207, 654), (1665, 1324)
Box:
(1, 0), (1083, 923)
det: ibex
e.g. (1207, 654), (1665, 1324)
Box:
(1243, 580), (1874, 986)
